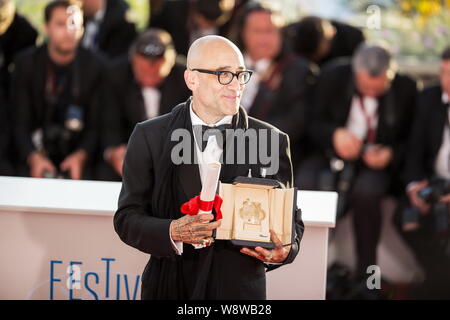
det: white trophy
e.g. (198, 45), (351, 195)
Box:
(193, 161), (222, 249)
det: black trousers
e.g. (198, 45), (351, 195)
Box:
(296, 154), (389, 278)
(393, 200), (450, 299)
(350, 168), (389, 277)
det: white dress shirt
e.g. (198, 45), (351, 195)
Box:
(434, 92), (450, 179)
(141, 87), (161, 119)
(170, 102), (233, 255)
(346, 95), (379, 141)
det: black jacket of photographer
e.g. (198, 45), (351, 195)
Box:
(11, 44), (104, 165)
(403, 85), (449, 185)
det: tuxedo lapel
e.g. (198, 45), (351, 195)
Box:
(178, 162), (202, 201)
(220, 135), (251, 183)
(220, 109), (252, 183)
(220, 161), (252, 183)
(177, 111), (202, 201)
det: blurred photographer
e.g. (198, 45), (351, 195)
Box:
(11, 0), (104, 179)
(303, 44), (418, 284)
(98, 29), (190, 180)
(405, 48), (450, 218)
(396, 47), (450, 299)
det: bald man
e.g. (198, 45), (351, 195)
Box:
(114, 35), (304, 300)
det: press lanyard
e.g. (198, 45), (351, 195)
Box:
(357, 95), (377, 143)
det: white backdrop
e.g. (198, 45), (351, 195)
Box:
(0, 177), (337, 300)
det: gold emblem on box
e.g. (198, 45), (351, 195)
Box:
(239, 198), (266, 232)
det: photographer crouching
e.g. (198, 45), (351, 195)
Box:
(395, 46), (450, 299)
(10, 0), (104, 179)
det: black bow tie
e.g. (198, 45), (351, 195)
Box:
(193, 124), (232, 151)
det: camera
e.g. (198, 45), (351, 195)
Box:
(43, 105), (84, 166)
(418, 178), (450, 233)
(417, 178), (450, 204)
(402, 178), (450, 233)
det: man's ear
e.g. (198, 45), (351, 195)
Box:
(184, 69), (197, 91)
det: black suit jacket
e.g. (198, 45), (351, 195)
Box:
(11, 44), (104, 163)
(0, 13), (38, 99)
(114, 100), (304, 299)
(101, 58), (190, 150)
(404, 85), (448, 184)
(310, 61), (418, 173)
(83, 0), (137, 59)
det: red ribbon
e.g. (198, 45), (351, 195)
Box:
(180, 194), (223, 220)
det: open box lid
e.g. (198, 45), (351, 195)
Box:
(231, 176), (281, 190)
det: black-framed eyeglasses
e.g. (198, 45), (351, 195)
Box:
(191, 68), (253, 85)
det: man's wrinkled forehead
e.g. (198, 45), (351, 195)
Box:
(199, 48), (245, 70)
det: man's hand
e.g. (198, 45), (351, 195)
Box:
(105, 144), (127, 176)
(60, 149), (88, 180)
(332, 128), (363, 161)
(28, 151), (57, 178)
(407, 180), (431, 215)
(170, 213), (221, 245)
(240, 230), (291, 263)
(362, 144), (393, 170)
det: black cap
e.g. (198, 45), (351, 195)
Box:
(131, 29), (174, 60)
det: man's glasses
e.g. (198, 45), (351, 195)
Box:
(191, 68), (253, 85)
